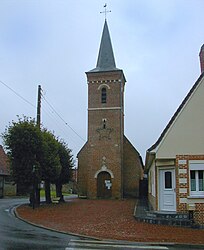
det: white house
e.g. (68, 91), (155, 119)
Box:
(145, 45), (204, 226)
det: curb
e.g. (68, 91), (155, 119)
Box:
(14, 203), (101, 241)
(14, 204), (204, 249)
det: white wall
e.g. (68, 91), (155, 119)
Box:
(148, 162), (156, 197)
(156, 77), (204, 158)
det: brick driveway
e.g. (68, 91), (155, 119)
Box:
(16, 198), (204, 245)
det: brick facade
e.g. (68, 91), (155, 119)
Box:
(123, 136), (143, 197)
(77, 70), (143, 199)
(176, 155), (204, 225)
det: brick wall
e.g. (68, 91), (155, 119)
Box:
(85, 134), (123, 199)
(176, 155), (204, 225)
(77, 69), (141, 199)
(77, 143), (89, 197)
(194, 203), (204, 224)
(77, 70), (125, 199)
(123, 136), (143, 197)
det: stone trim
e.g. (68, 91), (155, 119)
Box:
(178, 159), (187, 165)
(88, 107), (121, 111)
(179, 168), (187, 174)
(97, 83), (111, 90)
(179, 178), (187, 184)
(94, 166), (114, 179)
(179, 188), (187, 193)
(87, 79), (122, 84)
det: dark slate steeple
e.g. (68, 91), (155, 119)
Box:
(89, 20), (119, 72)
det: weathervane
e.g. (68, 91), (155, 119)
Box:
(100, 3), (111, 20)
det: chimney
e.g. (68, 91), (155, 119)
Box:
(199, 44), (204, 73)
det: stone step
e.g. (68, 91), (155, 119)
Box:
(135, 215), (192, 227)
(146, 211), (189, 220)
(134, 199), (193, 227)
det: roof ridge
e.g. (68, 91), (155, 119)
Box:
(148, 72), (204, 152)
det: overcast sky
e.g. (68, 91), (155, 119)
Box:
(1, 0), (204, 163)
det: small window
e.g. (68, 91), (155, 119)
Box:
(101, 88), (107, 103)
(190, 170), (204, 195)
(165, 171), (172, 189)
(190, 171), (196, 191)
(199, 170), (204, 191)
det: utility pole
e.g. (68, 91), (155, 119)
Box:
(36, 84), (42, 206)
(37, 85), (42, 128)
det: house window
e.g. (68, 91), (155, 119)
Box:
(101, 88), (107, 103)
(190, 170), (204, 195)
(165, 171), (172, 189)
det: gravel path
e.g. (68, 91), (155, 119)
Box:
(16, 198), (204, 244)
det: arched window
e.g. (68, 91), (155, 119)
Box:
(101, 88), (107, 103)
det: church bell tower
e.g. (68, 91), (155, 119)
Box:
(77, 19), (142, 199)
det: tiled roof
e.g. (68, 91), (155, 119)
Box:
(148, 72), (204, 152)
(0, 145), (10, 175)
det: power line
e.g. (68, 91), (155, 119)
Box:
(0, 79), (36, 108)
(0, 79), (85, 143)
(41, 103), (80, 145)
(41, 93), (85, 142)
(41, 108), (82, 154)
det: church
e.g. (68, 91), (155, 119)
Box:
(77, 19), (143, 199)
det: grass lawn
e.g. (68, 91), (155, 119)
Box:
(40, 189), (70, 198)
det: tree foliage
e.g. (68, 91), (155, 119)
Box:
(40, 129), (61, 182)
(57, 139), (74, 184)
(2, 116), (74, 202)
(55, 139), (74, 200)
(2, 116), (42, 193)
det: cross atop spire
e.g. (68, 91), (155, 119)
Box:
(100, 3), (111, 20)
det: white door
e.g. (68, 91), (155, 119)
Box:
(159, 169), (176, 211)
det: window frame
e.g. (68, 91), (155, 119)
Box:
(165, 171), (172, 189)
(101, 87), (107, 104)
(189, 162), (204, 196)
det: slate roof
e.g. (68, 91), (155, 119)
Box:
(0, 145), (10, 176)
(147, 72), (204, 152)
(89, 20), (120, 73)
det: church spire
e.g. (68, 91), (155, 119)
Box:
(89, 20), (119, 72)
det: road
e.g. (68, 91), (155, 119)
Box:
(65, 239), (204, 250)
(0, 198), (82, 250)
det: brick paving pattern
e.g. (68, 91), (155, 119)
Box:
(16, 198), (204, 244)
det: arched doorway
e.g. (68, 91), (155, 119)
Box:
(97, 171), (112, 198)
